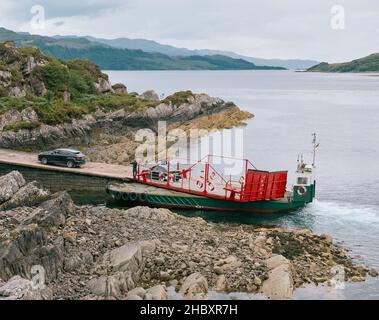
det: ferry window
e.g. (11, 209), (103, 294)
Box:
(297, 177), (308, 185)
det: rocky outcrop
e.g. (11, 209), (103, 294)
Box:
(0, 118), (93, 149)
(103, 243), (143, 272)
(139, 90), (160, 101)
(0, 42), (110, 100)
(0, 107), (39, 132)
(95, 77), (114, 93)
(0, 171), (376, 300)
(20, 56), (47, 77)
(86, 239), (158, 299)
(126, 206), (175, 222)
(262, 255), (294, 300)
(0, 110), (22, 131)
(145, 103), (173, 121)
(0, 44), (49, 98)
(214, 274), (227, 292)
(0, 171), (26, 203)
(20, 107), (39, 122)
(124, 285), (167, 300)
(86, 276), (108, 297)
(0, 181), (50, 211)
(214, 256), (242, 274)
(0, 223), (64, 281)
(24, 192), (76, 229)
(0, 276), (53, 300)
(30, 77), (47, 97)
(179, 273), (208, 300)
(0, 188), (73, 283)
(112, 83), (127, 94)
(125, 287), (145, 300)
(0, 70), (12, 87)
(0, 92), (237, 151)
(8, 86), (26, 98)
(145, 285), (168, 300)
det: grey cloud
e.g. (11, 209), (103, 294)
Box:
(4, 0), (126, 19)
(0, 0), (378, 61)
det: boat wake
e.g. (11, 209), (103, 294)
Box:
(300, 200), (379, 269)
(304, 199), (379, 226)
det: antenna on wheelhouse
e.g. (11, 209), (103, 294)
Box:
(312, 133), (319, 168)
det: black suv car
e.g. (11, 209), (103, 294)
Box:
(38, 149), (86, 168)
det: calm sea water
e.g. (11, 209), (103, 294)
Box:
(106, 70), (379, 299)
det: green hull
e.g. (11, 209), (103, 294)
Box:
(106, 182), (315, 213)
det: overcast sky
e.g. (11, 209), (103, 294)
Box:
(0, 0), (378, 62)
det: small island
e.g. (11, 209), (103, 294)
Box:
(307, 53), (379, 73)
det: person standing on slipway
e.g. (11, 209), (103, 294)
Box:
(132, 160), (138, 179)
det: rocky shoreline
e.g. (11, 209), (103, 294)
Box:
(0, 43), (253, 165)
(0, 171), (377, 300)
(0, 92), (252, 165)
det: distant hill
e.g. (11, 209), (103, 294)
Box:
(0, 27), (101, 49)
(32, 40), (285, 70)
(307, 53), (379, 73)
(83, 35), (319, 70)
(0, 27), (284, 71)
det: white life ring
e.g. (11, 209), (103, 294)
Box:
(196, 180), (204, 189)
(297, 186), (308, 197)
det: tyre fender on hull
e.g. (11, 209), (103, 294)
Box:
(122, 193), (129, 201)
(129, 192), (138, 201)
(139, 192), (148, 202)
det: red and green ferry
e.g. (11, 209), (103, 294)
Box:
(106, 151), (316, 214)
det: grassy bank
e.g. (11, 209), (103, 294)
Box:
(0, 93), (159, 125)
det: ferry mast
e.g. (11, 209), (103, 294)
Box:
(312, 133), (318, 168)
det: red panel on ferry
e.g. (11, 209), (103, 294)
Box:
(264, 173), (275, 200)
(244, 170), (269, 201)
(266, 171), (288, 199)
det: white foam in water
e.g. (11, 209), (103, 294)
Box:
(304, 199), (379, 225)
(301, 199), (379, 271)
